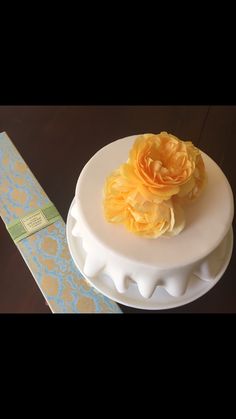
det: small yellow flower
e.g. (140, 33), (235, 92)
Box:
(103, 170), (185, 238)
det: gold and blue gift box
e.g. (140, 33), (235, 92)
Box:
(0, 132), (122, 313)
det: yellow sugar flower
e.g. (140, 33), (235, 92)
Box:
(103, 132), (206, 238)
(120, 132), (202, 201)
(178, 152), (207, 201)
(103, 170), (185, 238)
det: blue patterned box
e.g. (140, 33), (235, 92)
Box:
(0, 132), (122, 313)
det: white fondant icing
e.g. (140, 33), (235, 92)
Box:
(71, 135), (234, 299)
(83, 254), (105, 277)
(105, 270), (129, 293)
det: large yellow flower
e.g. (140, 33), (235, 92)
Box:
(120, 132), (201, 201)
(103, 170), (185, 238)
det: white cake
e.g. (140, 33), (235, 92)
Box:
(71, 135), (234, 299)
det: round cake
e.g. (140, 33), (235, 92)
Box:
(70, 134), (234, 300)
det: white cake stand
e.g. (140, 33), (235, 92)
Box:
(67, 198), (233, 310)
(66, 134), (234, 310)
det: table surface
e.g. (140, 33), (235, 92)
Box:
(0, 106), (235, 313)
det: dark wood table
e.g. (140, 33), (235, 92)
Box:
(0, 106), (235, 313)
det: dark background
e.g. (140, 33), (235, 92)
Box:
(0, 106), (235, 313)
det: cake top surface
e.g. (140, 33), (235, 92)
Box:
(75, 135), (234, 269)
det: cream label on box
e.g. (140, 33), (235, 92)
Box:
(22, 210), (48, 233)
(7, 203), (61, 243)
